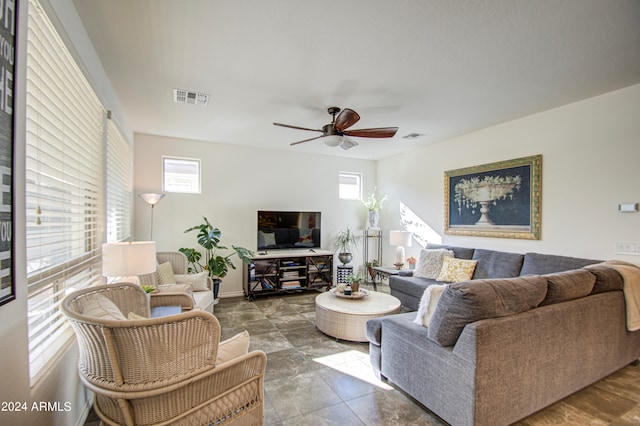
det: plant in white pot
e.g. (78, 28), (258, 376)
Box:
(334, 226), (360, 266)
(362, 187), (388, 229)
(179, 216), (254, 299)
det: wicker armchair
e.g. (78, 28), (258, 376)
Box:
(62, 283), (266, 425)
(139, 251), (215, 312)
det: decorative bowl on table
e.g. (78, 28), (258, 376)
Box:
(330, 288), (370, 299)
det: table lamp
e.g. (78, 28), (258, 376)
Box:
(389, 230), (412, 268)
(102, 241), (157, 283)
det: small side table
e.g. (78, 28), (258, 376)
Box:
(370, 266), (400, 291)
(150, 305), (182, 318)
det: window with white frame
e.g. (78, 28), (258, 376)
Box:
(339, 172), (362, 200)
(106, 117), (132, 243)
(25, 0), (132, 383)
(163, 156), (201, 193)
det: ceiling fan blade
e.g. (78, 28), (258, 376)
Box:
(290, 135), (325, 146)
(343, 127), (399, 138)
(274, 122), (323, 133)
(333, 108), (361, 132)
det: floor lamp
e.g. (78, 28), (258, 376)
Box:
(390, 230), (412, 269)
(138, 193), (165, 240)
(102, 241), (157, 284)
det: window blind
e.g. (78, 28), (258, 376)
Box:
(25, 0), (105, 382)
(106, 118), (132, 243)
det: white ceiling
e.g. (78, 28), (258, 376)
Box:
(72, 0), (640, 160)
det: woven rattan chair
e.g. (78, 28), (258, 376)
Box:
(62, 283), (266, 425)
(139, 251), (215, 312)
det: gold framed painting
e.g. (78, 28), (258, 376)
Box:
(444, 155), (542, 240)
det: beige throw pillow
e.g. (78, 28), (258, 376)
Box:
(82, 294), (126, 320)
(156, 261), (176, 284)
(437, 257), (478, 283)
(216, 331), (250, 365)
(413, 249), (454, 279)
(127, 312), (147, 320)
(175, 271), (209, 291)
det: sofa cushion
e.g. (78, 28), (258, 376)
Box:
(584, 264), (624, 294)
(389, 275), (443, 300)
(175, 271), (209, 291)
(413, 249), (454, 279)
(216, 331), (250, 365)
(437, 257), (478, 283)
(82, 294), (127, 320)
(471, 249), (524, 279)
(426, 244), (475, 260)
(539, 269), (596, 306)
(520, 252), (600, 275)
(428, 275), (548, 347)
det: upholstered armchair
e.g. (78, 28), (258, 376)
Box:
(62, 283), (266, 425)
(139, 251), (215, 312)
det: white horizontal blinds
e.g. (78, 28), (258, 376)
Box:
(339, 172), (361, 200)
(25, 0), (105, 381)
(106, 118), (132, 242)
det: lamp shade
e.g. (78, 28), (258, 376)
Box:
(102, 241), (157, 277)
(138, 193), (165, 206)
(389, 231), (412, 247)
(323, 135), (343, 147)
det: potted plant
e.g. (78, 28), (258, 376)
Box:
(333, 226), (360, 265)
(407, 256), (417, 270)
(179, 216), (254, 299)
(346, 272), (365, 293)
(362, 187), (388, 228)
(365, 259), (380, 281)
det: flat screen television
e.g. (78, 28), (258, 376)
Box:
(257, 211), (321, 251)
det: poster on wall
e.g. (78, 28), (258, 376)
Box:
(0, 0), (16, 306)
(444, 155), (542, 240)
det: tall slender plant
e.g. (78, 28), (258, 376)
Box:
(179, 216), (254, 279)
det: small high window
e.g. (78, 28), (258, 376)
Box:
(163, 157), (201, 193)
(339, 172), (362, 200)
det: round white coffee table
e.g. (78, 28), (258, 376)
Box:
(315, 290), (401, 342)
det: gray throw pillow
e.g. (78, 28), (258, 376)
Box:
(428, 275), (548, 347)
(471, 249), (524, 279)
(539, 269), (596, 306)
(413, 249), (454, 279)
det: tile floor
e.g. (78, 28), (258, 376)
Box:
(86, 282), (640, 425)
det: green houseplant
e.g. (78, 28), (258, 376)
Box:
(334, 226), (360, 265)
(179, 216), (254, 298)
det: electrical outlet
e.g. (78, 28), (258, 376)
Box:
(615, 242), (640, 255)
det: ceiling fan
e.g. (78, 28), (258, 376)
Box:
(273, 106), (399, 150)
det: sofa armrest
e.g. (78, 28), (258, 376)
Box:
(150, 291), (194, 310)
(398, 270), (414, 277)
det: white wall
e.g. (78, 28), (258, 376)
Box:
(377, 84), (640, 265)
(134, 134), (378, 296)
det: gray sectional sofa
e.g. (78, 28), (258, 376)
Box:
(366, 244), (640, 426)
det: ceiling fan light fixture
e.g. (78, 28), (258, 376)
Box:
(323, 135), (343, 147)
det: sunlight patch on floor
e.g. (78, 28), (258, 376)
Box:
(313, 350), (393, 390)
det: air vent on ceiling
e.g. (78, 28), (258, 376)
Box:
(173, 88), (210, 107)
(402, 132), (426, 140)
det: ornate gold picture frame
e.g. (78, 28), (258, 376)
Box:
(444, 155), (542, 240)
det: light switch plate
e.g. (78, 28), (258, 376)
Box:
(618, 203), (639, 212)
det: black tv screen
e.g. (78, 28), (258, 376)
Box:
(257, 211), (321, 250)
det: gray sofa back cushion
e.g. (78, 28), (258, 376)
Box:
(520, 252), (600, 275)
(539, 269), (596, 306)
(428, 276), (548, 347)
(471, 249), (525, 279)
(583, 264), (624, 294)
(426, 244), (475, 260)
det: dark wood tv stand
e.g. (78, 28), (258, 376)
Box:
(243, 249), (334, 300)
